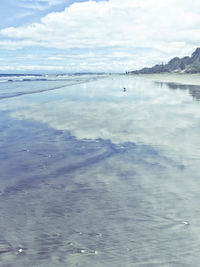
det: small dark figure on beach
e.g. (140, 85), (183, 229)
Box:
(123, 87), (126, 92)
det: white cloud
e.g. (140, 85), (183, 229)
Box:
(1, 0), (200, 71)
(18, 0), (65, 10)
(0, 40), (41, 50)
(0, 64), (66, 71)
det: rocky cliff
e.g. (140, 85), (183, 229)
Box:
(129, 48), (200, 74)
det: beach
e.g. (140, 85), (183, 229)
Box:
(134, 73), (200, 85)
(0, 74), (200, 266)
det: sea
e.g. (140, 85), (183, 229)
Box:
(0, 73), (200, 266)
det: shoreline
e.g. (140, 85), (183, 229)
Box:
(130, 73), (200, 86)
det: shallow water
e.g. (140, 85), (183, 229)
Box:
(0, 74), (200, 266)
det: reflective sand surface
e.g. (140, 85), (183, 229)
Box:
(0, 75), (200, 266)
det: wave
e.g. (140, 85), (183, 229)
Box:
(0, 73), (106, 83)
(0, 74), (107, 100)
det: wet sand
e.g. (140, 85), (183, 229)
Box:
(1, 75), (200, 266)
(134, 73), (200, 86)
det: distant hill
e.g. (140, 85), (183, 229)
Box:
(129, 48), (200, 74)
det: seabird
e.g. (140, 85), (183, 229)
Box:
(182, 221), (190, 225)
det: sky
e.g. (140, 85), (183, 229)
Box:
(0, 0), (200, 73)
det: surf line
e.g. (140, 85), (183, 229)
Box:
(0, 76), (108, 101)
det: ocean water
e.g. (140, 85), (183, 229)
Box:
(0, 74), (200, 266)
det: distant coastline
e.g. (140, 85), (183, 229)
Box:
(128, 48), (200, 74)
